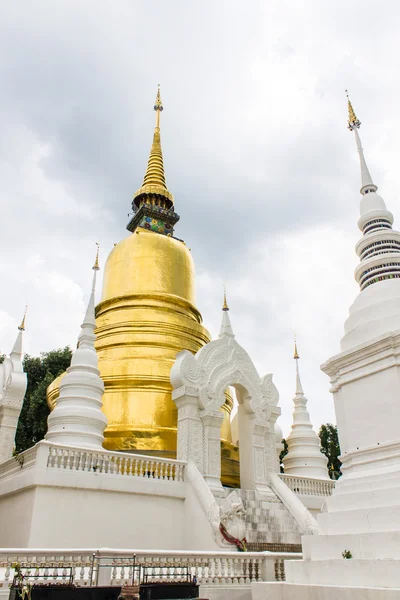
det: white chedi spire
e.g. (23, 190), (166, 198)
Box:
(0, 311), (28, 464)
(283, 341), (329, 479)
(46, 245), (107, 449)
(219, 286), (234, 338)
(341, 93), (400, 351)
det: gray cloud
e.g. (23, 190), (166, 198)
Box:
(1, 0), (400, 434)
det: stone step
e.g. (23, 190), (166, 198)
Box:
(325, 485), (400, 512)
(252, 582), (400, 600)
(286, 558), (400, 589)
(302, 530), (400, 560)
(318, 504), (400, 534)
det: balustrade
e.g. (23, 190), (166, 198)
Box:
(46, 446), (185, 482)
(279, 473), (335, 496)
(0, 548), (301, 590)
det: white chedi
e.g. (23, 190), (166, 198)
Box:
(0, 314), (28, 464)
(283, 342), (329, 479)
(341, 98), (400, 351)
(46, 250), (107, 449)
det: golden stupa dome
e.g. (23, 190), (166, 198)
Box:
(101, 229), (197, 309)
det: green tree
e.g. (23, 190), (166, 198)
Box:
(279, 438), (288, 473)
(319, 423), (342, 480)
(15, 347), (72, 452)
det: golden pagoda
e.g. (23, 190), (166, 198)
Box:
(47, 87), (239, 486)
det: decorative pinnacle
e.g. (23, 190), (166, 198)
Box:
(93, 242), (100, 271)
(18, 306), (27, 331)
(294, 336), (299, 359)
(222, 285), (229, 311)
(154, 84), (163, 112)
(346, 90), (361, 130)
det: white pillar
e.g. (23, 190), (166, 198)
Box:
(174, 390), (203, 472)
(200, 409), (224, 496)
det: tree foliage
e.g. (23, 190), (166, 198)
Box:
(15, 347), (72, 452)
(279, 438), (288, 473)
(318, 423), (342, 479)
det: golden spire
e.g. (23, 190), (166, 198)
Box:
(346, 90), (361, 130)
(222, 285), (229, 311)
(294, 336), (299, 359)
(93, 242), (100, 271)
(18, 306), (27, 331)
(133, 85), (174, 209)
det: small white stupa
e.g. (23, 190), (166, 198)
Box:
(283, 340), (329, 479)
(46, 245), (107, 449)
(0, 310), (28, 464)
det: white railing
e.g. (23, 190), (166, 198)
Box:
(46, 445), (185, 482)
(0, 442), (185, 484)
(0, 548), (302, 589)
(278, 473), (335, 497)
(0, 446), (38, 479)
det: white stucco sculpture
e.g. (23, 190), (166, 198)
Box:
(0, 313), (28, 464)
(171, 291), (281, 496)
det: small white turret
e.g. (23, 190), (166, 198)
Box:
(283, 340), (329, 479)
(0, 310), (28, 463)
(46, 245), (107, 449)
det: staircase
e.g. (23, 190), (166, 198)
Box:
(235, 489), (302, 552)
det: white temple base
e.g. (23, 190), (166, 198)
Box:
(252, 582), (400, 600)
(0, 441), (217, 550)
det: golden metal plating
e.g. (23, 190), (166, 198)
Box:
(294, 337), (299, 360)
(133, 85), (174, 208)
(223, 285), (229, 311)
(346, 90), (361, 129)
(18, 306), (27, 331)
(93, 242), (100, 271)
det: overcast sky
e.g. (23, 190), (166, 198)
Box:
(1, 1), (400, 436)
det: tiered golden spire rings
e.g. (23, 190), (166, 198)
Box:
(19, 305), (27, 331)
(133, 85), (174, 208)
(294, 336), (299, 359)
(346, 90), (361, 130)
(222, 285), (229, 311)
(93, 242), (100, 271)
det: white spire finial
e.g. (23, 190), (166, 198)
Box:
(294, 337), (304, 396)
(346, 90), (377, 195)
(10, 308), (27, 364)
(219, 285), (234, 338)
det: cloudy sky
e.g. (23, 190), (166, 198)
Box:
(1, 1), (399, 436)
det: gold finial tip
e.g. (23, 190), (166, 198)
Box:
(92, 242), (100, 271)
(154, 85), (163, 112)
(222, 285), (229, 311)
(18, 305), (27, 331)
(294, 337), (299, 359)
(346, 90), (361, 130)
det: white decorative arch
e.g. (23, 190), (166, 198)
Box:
(171, 332), (281, 495)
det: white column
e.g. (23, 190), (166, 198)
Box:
(200, 409), (224, 496)
(174, 390), (203, 472)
